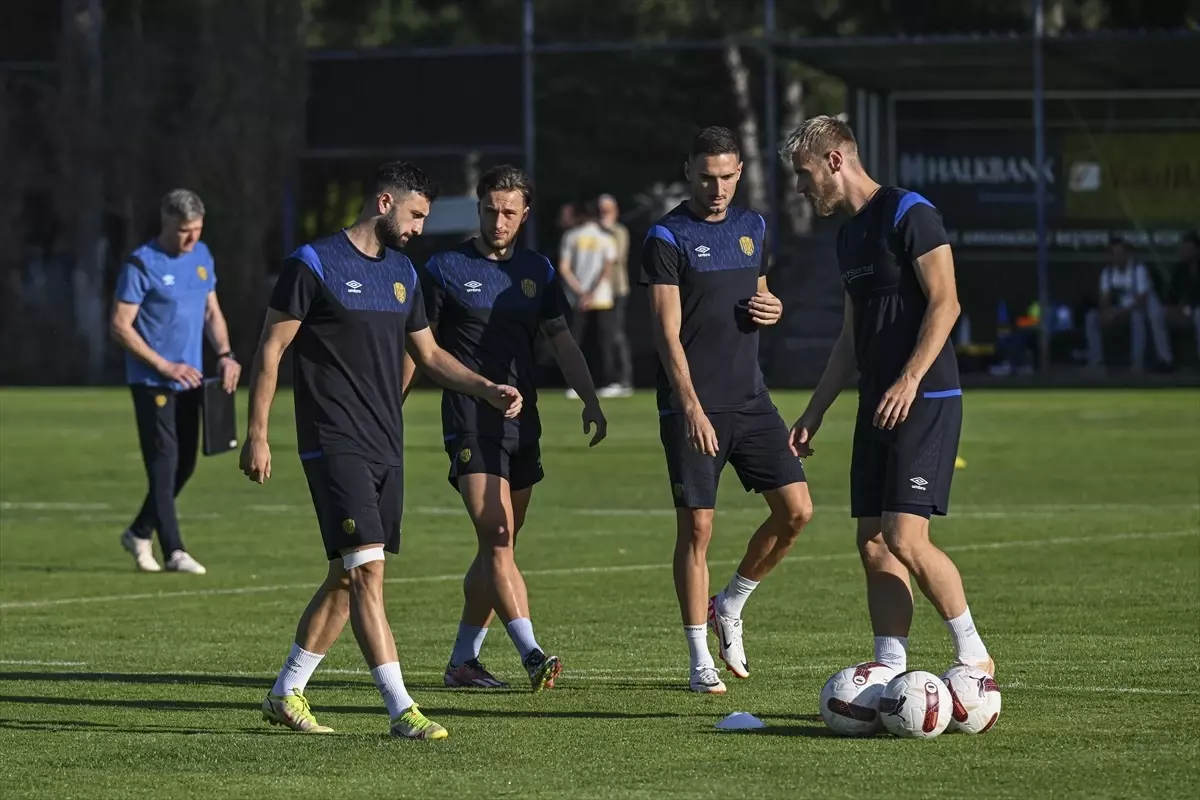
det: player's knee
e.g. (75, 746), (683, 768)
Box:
(677, 510), (714, 547)
(881, 525), (929, 567)
(773, 498), (813, 538)
(341, 547), (385, 592)
(858, 533), (892, 571)
(475, 519), (515, 551)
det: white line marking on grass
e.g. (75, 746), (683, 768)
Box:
(1, 529), (1194, 612)
(0, 659), (87, 667)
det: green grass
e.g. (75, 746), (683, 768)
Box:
(1, 387), (1198, 799)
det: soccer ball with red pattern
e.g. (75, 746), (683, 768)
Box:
(879, 670), (953, 739)
(941, 665), (1002, 734)
(818, 662), (897, 737)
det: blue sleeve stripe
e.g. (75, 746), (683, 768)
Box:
(291, 244), (324, 281)
(923, 388), (962, 399)
(894, 192), (935, 228)
(646, 225), (678, 248)
(541, 255), (556, 284)
(298, 449), (324, 460)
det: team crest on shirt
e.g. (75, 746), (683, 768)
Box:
(393, 282), (407, 303)
(521, 278), (537, 298)
(459, 448), (472, 464)
(739, 236), (755, 256)
(154, 394), (167, 408)
(342, 518), (356, 534)
(196, 266), (208, 281)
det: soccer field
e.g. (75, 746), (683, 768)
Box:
(1, 387), (1197, 799)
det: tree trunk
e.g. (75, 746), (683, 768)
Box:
(724, 44), (768, 214)
(64, 0), (107, 383)
(781, 72), (813, 236)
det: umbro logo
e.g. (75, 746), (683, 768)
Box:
(910, 476), (928, 490)
(464, 280), (483, 293)
(694, 246), (711, 258)
(345, 280), (363, 294)
(162, 274), (176, 286)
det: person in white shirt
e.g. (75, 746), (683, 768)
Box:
(1085, 238), (1173, 371)
(558, 202), (619, 396)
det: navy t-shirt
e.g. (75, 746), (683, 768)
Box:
(269, 231), (428, 466)
(836, 187), (959, 402)
(421, 239), (571, 444)
(640, 203), (769, 414)
(114, 240), (215, 389)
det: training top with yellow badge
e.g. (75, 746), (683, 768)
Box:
(115, 240), (216, 391)
(640, 203), (770, 414)
(270, 230), (428, 467)
(420, 239), (571, 446)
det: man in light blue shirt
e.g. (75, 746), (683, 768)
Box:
(110, 189), (241, 574)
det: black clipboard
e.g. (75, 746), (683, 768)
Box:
(201, 378), (239, 456)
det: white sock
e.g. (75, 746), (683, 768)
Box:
(946, 608), (990, 664)
(370, 662), (414, 720)
(873, 635), (908, 672)
(715, 572), (759, 619)
(685, 624), (715, 672)
(270, 643), (324, 696)
(450, 624), (489, 667)
(505, 618), (541, 662)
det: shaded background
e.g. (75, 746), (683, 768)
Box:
(2, 0), (1198, 387)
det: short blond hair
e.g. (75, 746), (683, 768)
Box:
(779, 116), (857, 163)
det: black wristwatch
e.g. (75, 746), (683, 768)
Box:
(218, 351), (237, 362)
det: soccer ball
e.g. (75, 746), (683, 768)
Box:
(819, 662), (897, 736)
(941, 665), (1002, 734)
(879, 670), (953, 739)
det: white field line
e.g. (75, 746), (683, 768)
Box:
(0, 659), (87, 667)
(0, 665), (1189, 696)
(0, 529), (1194, 612)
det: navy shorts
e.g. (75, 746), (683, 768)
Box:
(302, 453), (403, 561)
(445, 435), (544, 492)
(850, 391), (962, 519)
(659, 397), (806, 509)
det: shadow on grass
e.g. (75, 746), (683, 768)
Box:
(0, 671), (364, 690)
(0, 717), (284, 736)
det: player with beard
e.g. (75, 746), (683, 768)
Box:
(403, 165), (606, 691)
(781, 117), (994, 678)
(243, 162), (524, 739)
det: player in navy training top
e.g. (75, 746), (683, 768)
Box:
(403, 165), (607, 692)
(240, 162), (522, 741)
(641, 127), (812, 695)
(110, 189), (240, 576)
(783, 116), (994, 679)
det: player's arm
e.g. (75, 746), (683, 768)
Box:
(750, 274), (783, 326)
(642, 231), (717, 455)
(403, 260), (447, 402)
(241, 257), (316, 483)
(203, 291), (240, 393)
(791, 293), (856, 456)
(110, 263), (202, 389)
(542, 315), (607, 446)
(241, 309), (300, 483)
(405, 327), (522, 418)
(401, 320), (437, 401)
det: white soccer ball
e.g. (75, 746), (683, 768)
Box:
(941, 665), (1002, 734)
(879, 670), (954, 739)
(818, 662), (897, 736)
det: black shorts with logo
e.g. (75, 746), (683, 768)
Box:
(850, 391), (962, 519)
(444, 435), (544, 492)
(302, 453), (403, 561)
(659, 396), (806, 509)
